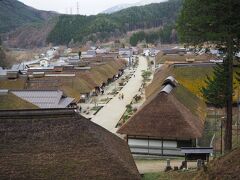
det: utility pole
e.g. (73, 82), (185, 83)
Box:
(221, 117), (223, 155)
(237, 85), (239, 145)
(77, 1), (79, 15)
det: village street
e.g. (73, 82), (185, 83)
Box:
(135, 159), (197, 174)
(91, 56), (148, 134)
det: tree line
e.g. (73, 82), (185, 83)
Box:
(47, 0), (182, 45)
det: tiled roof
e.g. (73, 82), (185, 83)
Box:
(11, 90), (74, 108)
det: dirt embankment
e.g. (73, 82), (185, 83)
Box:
(195, 147), (240, 179)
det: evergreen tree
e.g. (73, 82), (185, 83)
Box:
(201, 63), (227, 108)
(177, 0), (240, 151)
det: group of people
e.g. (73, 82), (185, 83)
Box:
(119, 93), (124, 100)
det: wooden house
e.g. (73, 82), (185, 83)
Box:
(118, 77), (205, 156)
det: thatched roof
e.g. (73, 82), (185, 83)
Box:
(0, 109), (140, 179)
(26, 60), (126, 96)
(0, 79), (26, 90)
(0, 92), (38, 110)
(145, 64), (172, 98)
(118, 83), (204, 139)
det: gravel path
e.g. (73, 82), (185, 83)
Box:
(91, 56), (148, 134)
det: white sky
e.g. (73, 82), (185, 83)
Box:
(18, 0), (142, 15)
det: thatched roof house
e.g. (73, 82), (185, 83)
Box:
(118, 77), (205, 156)
(0, 109), (140, 179)
(26, 60), (126, 101)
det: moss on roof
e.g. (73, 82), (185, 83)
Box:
(146, 66), (213, 99)
(173, 85), (206, 121)
(0, 93), (38, 110)
(145, 66), (207, 122)
(0, 79), (26, 89)
(156, 53), (217, 64)
(172, 66), (213, 98)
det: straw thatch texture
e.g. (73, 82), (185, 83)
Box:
(0, 109), (140, 179)
(26, 60), (126, 98)
(118, 86), (204, 139)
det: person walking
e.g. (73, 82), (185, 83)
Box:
(122, 93), (124, 100)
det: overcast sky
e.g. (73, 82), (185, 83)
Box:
(18, 0), (143, 15)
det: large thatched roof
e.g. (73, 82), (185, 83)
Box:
(0, 109), (140, 179)
(118, 83), (204, 140)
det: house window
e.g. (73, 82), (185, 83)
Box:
(177, 140), (192, 148)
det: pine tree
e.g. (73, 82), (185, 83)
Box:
(201, 63), (227, 108)
(177, 0), (240, 151)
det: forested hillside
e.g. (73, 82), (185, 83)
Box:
(47, 0), (182, 45)
(0, 0), (56, 34)
(129, 24), (177, 46)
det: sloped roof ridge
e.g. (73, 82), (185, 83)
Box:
(0, 108), (76, 118)
(168, 93), (203, 136)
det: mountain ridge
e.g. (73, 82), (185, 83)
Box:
(102, 0), (167, 14)
(1, 0), (182, 48)
(0, 0), (57, 34)
(47, 0), (182, 45)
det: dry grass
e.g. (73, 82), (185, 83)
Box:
(195, 147), (240, 180)
(143, 170), (198, 180)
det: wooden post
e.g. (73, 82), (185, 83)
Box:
(161, 138), (164, 156)
(148, 136), (149, 155)
(221, 120), (223, 155)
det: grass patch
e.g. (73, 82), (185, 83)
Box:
(142, 170), (198, 180)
